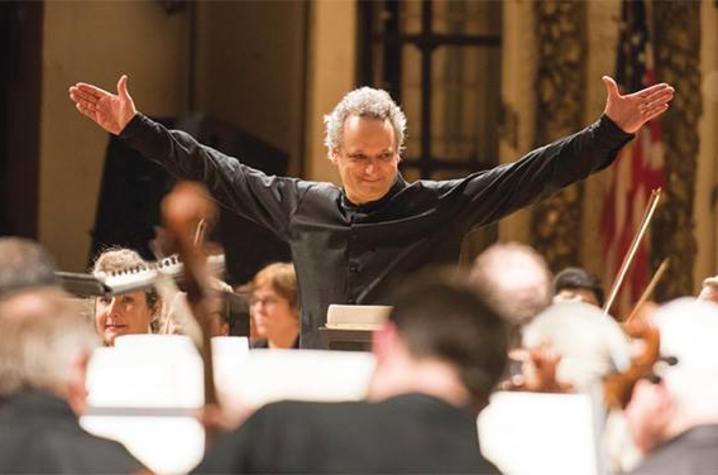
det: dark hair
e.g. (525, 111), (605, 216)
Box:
(553, 267), (604, 307)
(388, 276), (507, 407)
(0, 238), (58, 298)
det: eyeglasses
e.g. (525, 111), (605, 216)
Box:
(250, 296), (280, 307)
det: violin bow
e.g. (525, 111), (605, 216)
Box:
(603, 188), (662, 316)
(625, 258), (669, 323)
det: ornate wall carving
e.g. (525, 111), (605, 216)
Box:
(651, 2), (701, 300)
(530, 1), (587, 271)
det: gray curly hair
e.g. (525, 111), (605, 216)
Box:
(91, 247), (161, 328)
(323, 87), (407, 156)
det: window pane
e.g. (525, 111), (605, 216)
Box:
(430, 45), (501, 165)
(432, 0), (501, 36)
(400, 1), (422, 34)
(371, 1), (422, 36)
(401, 44), (422, 159)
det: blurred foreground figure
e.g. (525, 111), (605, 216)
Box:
(0, 289), (143, 473)
(194, 276), (506, 473)
(627, 298), (718, 474)
(696, 274), (718, 304)
(164, 277), (237, 337)
(0, 237), (58, 297)
(470, 242), (552, 347)
(522, 302), (631, 392)
(519, 302), (645, 472)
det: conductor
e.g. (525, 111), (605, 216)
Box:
(69, 75), (673, 348)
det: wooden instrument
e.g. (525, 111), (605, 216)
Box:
(160, 181), (222, 439)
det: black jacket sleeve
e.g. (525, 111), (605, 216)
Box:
(433, 114), (634, 229)
(120, 114), (306, 241)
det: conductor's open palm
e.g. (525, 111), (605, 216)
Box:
(602, 75), (674, 134)
(69, 75), (137, 135)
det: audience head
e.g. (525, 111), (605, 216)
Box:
(626, 298), (718, 453)
(0, 237), (58, 298)
(371, 273), (507, 409)
(522, 301), (630, 391)
(91, 248), (160, 345)
(0, 289), (98, 414)
(250, 262), (299, 348)
(470, 242), (552, 344)
(553, 267), (604, 307)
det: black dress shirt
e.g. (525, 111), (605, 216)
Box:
(193, 393), (500, 474)
(122, 114), (632, 348)
(0, 390), (143, 474)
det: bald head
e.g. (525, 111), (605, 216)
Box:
(470, 243), (552, 329)
(652, 298), (718, 420)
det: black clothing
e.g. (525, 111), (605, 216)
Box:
(194, 393), (499, 474)
(632, 424), (718, 475)
(122, 114), (632, 348)
(0, 390), (143, 474)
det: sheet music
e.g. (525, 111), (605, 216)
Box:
(478, 391), (604, 475)
(325, 304), (392, 330)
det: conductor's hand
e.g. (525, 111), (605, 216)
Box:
(68, 75), (137, 135)
(602, 75), (674, 134)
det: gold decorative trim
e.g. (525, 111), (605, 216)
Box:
(530, 1), (587, 270)
(651, 2), (701, 300)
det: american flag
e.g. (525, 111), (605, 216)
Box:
(600, 0), (665, 316)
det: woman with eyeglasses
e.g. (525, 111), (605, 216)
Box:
(249, 263), (299, 349)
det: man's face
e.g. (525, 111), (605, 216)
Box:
(95, 292), (153, 345)
(332, 116), (400, 205)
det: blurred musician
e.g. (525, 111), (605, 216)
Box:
(696, 274), (718, 304)
(470, 242), (553, 348)
(193, 276), (505, 473)
(164, 277), (237, 337)
(0, 273), (143, 473)
(518, 301), (643, 471)
(553, 266), (604, 307)
(626, 298), (718, 474)
(521, 301), (631, 392)
(0, 237), (59, 297)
